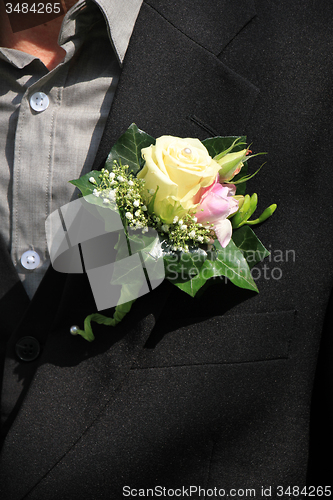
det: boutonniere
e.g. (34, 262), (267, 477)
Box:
(65, 124), (276, 340)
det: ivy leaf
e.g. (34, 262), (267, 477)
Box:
(69, 173), (120, 223)
(174, 238), (258, 297)
(171, 266), (207, 297)
(104, 123), (155, 175)
(211, 239), (258, 291)
(69, 123), (155, 192)
(69, 170), (101, 197)
(164, 245), (208, 285)
(232, 226), (270, 268)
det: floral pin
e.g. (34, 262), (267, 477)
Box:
(69, 124), (276, 340)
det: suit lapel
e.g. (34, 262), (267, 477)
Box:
(93, 0), (259, 169)
(144, 0), (256, 56)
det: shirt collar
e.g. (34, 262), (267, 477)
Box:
(59, 0), (143, 65)
(0, 48), (36, 68)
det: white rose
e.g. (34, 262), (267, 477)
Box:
(137, 136), (221, 223)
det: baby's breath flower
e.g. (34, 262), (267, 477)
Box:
(87, 160), (216, 254)
(89, 177), (96, 184)
(148, 189), (155, 195)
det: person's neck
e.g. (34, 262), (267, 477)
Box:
(2, 19), (66, 70)
(0, 1), (76, 70)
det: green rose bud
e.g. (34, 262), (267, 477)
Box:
(216, 149), (247, 182)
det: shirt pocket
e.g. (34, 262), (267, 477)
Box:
(133, 310), (295, 368)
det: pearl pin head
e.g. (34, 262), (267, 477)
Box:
(183, 147), (192, 155)
(70, 325), (79, 335)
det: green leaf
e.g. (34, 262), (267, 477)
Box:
(172, 269), (207, 297)
(213, 239), (259, 291)
(64, 185), (124, 239)
(104, 123), (155, 175)
(69, 170), (101, 196)
(164, 245), (208, 284)
(202, 135), (246, 158)
(232, 226), (270, 268)
(173, 238), (258, 296)
(110, 255), (146, 286)
(127, 230), (158, 256)
(106, 235), (164, 335)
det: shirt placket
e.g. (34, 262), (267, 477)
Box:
(11, 67), (69, 293)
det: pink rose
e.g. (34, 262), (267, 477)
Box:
(195, 180), (239, 248)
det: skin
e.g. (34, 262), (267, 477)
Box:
(0, 0), (78, 70)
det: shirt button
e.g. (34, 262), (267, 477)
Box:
(30, 92), (49, 112)
(21, 250), (41, 270)
(15, 336), (41, 362)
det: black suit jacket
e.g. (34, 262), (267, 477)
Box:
(0, 1), (332, 498)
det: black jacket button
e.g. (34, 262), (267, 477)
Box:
(15, 336), (41, 362)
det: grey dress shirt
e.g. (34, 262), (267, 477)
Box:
(0, 0), (143, 299)
(0, 0), (143, 428)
